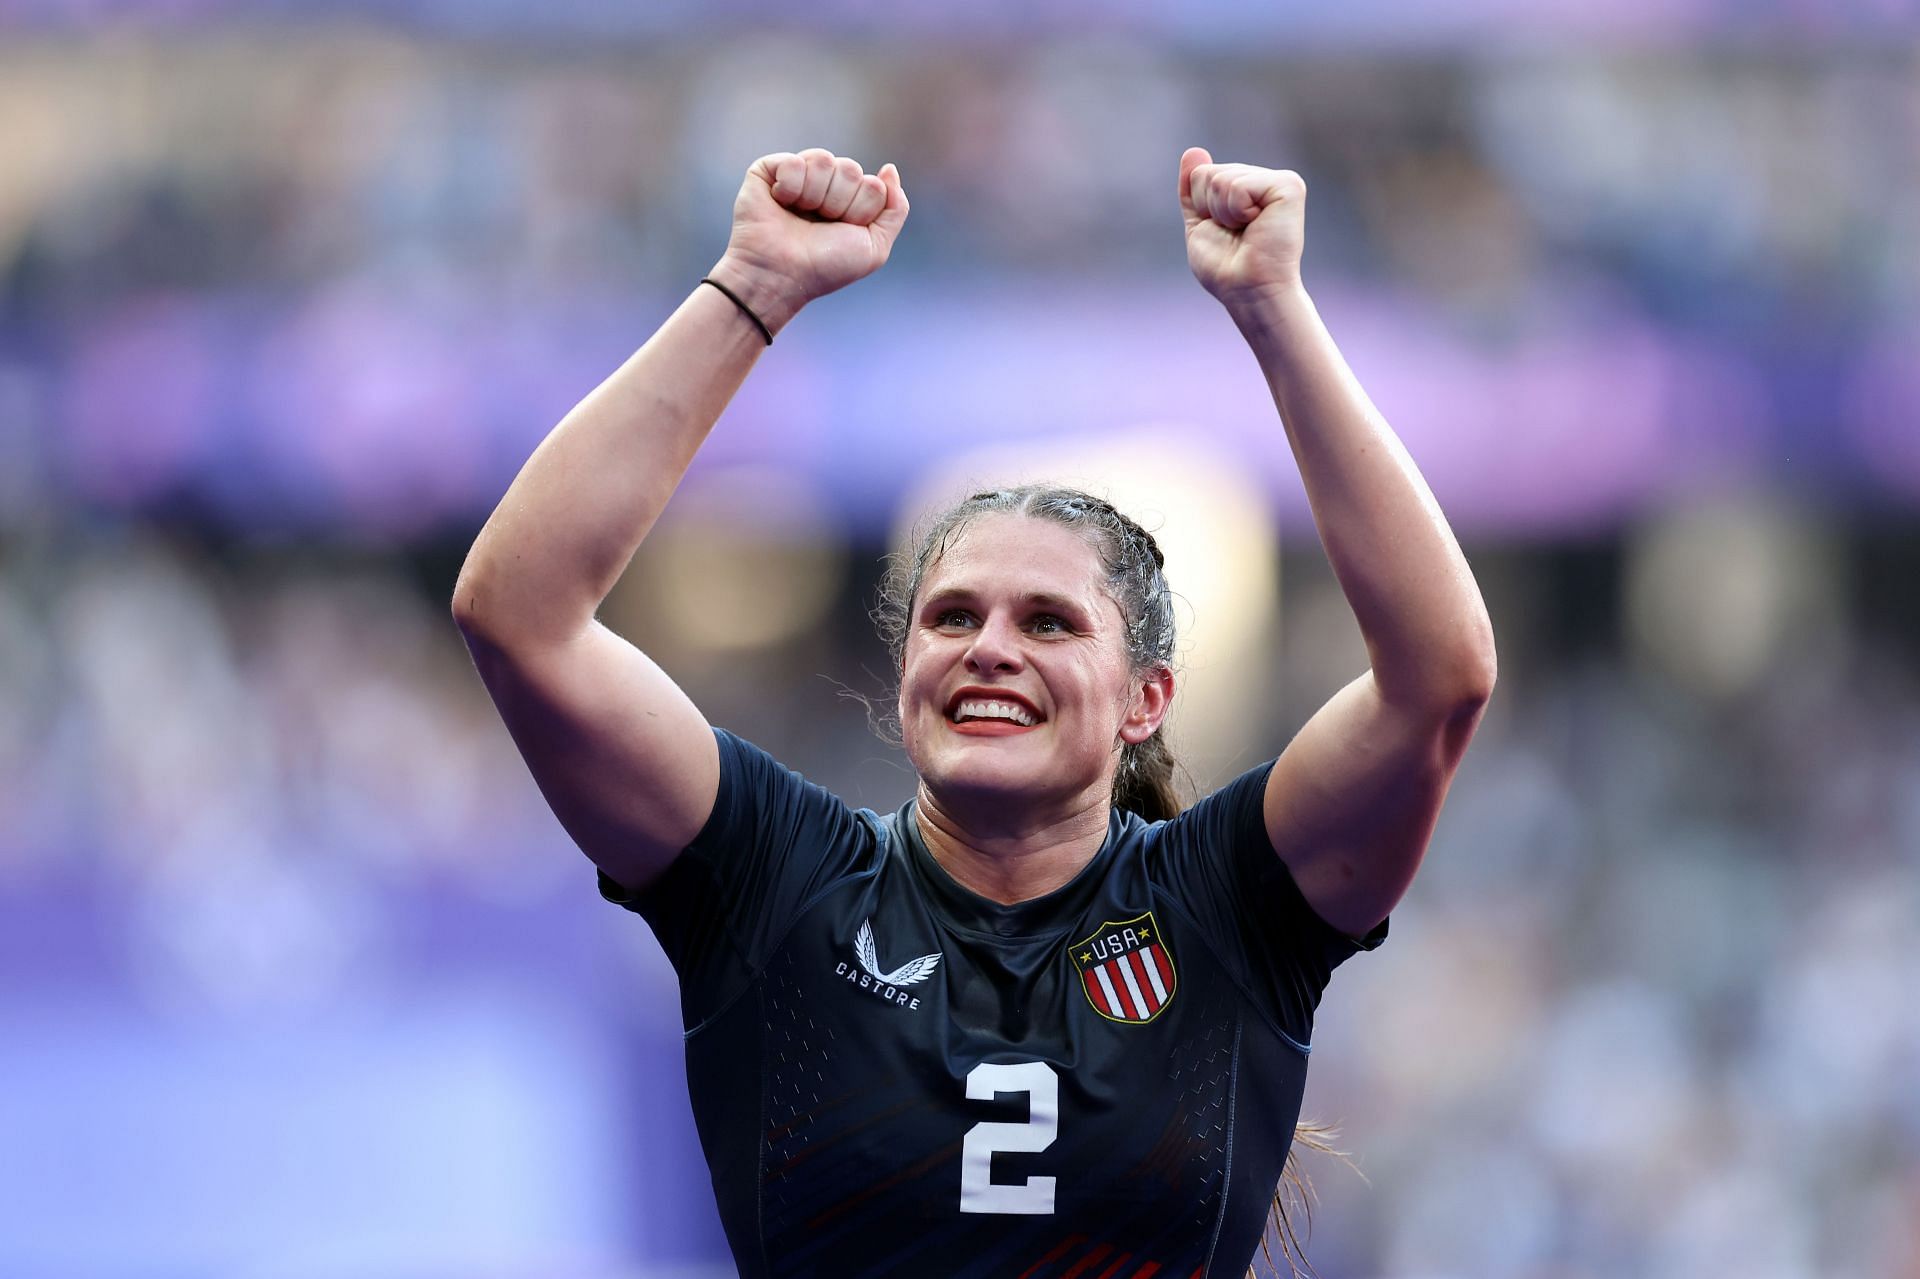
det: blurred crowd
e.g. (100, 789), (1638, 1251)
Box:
(3, 16), (1918, 1279)
(3, 34), (1911, 320)
(3, 525), (1916, 1277)
(1, 34), (1917, 529)
(1306, 633), (1920, 1278)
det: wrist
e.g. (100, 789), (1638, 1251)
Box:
(705, 256), (808, 337)
(1219, 279), (1313, 338)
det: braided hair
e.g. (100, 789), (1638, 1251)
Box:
(875, 484), (1183, 820)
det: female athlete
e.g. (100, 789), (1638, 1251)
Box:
(453, 147), (1496, 1278)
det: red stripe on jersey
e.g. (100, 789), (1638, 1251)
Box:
(1083, 969), (1112, 1016)
(1147, 943), (1173, 992)
(1110, 954), (1139, 1017)
(1128, 952), (1157, 1015)
(1097, 961), (1127, 1018)
(1129, 1263), (1161, 1278)
(1093, 1252), (1134, 1279)
(1060, 1242), (1114, 1278)
(1018, 1234), (1088, 1279)
(1106, 957), (1143, 1019)
(1124, 950), (1160, 1014)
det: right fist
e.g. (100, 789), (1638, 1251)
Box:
(709, 149), (910, 333)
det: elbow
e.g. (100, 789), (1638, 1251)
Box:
(449, 557), (495, 641)
(1414, 625), (1497, 715)
(1451, 626), (1498, 709)
(449, 555), (593, 653)
(1435, 634), (1496, 770)
(1445, 598), (1499, 703)
(450, 593), (481, 641)
(1377, 619), (1497, 713)
(450, 583), (517, 666)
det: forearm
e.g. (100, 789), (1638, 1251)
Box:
(455, 147), (905, 649)
(453, 274), (791, 647)
(1230, 285), (1495, 708)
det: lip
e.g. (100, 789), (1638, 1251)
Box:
(946, 718), (1040, 736)
(942, 686), (1046, 725)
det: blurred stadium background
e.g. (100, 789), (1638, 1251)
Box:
(2, 3), (1918, 1277)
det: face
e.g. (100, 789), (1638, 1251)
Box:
(898, 513), (1171, 814)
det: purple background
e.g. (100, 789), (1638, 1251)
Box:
(1, 6), (1918, 1278)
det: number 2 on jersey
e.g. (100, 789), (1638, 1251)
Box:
(959, 1061), (1058, 1215)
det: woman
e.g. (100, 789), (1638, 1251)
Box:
(453, 147), (1495, 1278)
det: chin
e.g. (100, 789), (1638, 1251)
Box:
(933, 757), (1047, 800)
(919, 747), (1098, 815)
(909, 734), (1030, 797)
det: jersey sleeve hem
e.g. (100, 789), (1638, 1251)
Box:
(1152, 891), (1314, 1057)
(1244, 759), (1393, 958)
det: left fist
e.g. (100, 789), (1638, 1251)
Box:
(1178, 147), (1306, 306)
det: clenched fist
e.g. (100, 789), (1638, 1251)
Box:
(1179, 147), (1306, 307)
(706, 148), (909, 336)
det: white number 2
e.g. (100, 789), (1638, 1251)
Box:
(959, 1061), (1058, 1215)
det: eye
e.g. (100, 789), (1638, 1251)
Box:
(1029, 614), (1070, 635)
(931, 608), (976, 629)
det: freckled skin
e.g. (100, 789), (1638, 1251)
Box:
(898, 514), (1158, 834)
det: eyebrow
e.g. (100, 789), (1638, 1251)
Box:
(919, 587), (1094, 618)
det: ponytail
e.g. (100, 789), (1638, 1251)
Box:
(1112, 727), (1183, 823)
(1111, 729), (1344, 1279)
(1250, 1120), (1353, 1278)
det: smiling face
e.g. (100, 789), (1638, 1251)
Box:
(898, 512), (1171, 819)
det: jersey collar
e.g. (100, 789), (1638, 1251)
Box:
(890, 799), (1126, 940)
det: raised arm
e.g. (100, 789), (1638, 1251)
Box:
(453, 149), (908, 893)
(1178, 146), (1496, 938)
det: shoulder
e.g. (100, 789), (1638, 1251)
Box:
(608, 727), (879, 898)
(1139, 760), (1277, 855)
(708, 726), (863, 823)
(1096, 764), (1275, 906)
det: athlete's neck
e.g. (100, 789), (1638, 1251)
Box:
(911, 787), (1111, 906)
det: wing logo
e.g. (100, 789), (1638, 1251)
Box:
(834, 919), (942, 1011)
(856, 920), (942, 985)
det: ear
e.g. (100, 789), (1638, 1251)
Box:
(1119, 666), (1176, 745)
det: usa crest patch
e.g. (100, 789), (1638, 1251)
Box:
(1069, 912), (1176, 1023)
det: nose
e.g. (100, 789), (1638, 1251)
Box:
(963, 614), (1025, 674)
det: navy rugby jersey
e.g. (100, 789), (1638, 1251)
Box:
(599, 729), (1386, 1279)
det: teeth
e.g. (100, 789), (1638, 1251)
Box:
(953, 698), (1037, 727)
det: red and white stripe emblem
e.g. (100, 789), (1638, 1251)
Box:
(1069, 912), (1176, 1024)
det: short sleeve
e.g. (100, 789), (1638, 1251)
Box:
(1146, 760), (1387, 1052)
(597, 728), (874, 1025)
